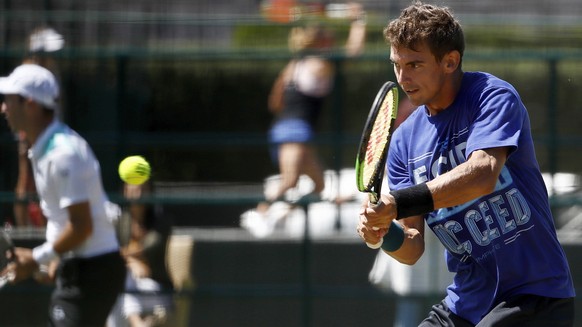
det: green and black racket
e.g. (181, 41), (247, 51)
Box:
(355, 81), (399, 249)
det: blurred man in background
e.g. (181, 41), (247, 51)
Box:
(0, 63), (125, 327)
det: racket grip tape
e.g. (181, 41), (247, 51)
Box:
(366, 221), (405, 251)
(366, 237), (383, 249)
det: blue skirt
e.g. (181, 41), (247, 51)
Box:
(268, 118), (314, 144)
(268, 118), (315, 166)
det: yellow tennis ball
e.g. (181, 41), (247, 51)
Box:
(118, 156), (151, 185)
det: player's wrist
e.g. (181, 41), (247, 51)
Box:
(351, 11), (367, 25)
(32, 242), (58, 265)
(390, 183), (434, 219)
(381, 220), (405, 252)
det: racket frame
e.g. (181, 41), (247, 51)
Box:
(355, 81), (399, 249)
(355, 81), (399, 204)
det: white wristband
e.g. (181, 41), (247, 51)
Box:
(32, 242), (58, 265)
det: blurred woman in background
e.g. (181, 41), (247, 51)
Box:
(260, 2), (366, 211)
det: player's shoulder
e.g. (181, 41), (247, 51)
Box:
(299, 56), (334, 77)
(45, 125), (95, 165)
(48, 127), (85, 154)
(464, 71), (519, 95)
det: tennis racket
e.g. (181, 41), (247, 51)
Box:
(355, 81), (399, 249)
(0, 230), (15, 288)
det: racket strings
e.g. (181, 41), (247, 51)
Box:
(362, 91), (395, 185)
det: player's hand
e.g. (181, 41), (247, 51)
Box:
(358, 194), (400, 246)
(33, 260), (59, 285)
(361, 194), (397, 229)
(346, 2), (365, 21)
(357, 217), (386, 246)
(5, 247), (38, 284)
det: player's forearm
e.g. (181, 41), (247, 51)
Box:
(52, 202), (94, 254)
(31, 220), (92, 266)
(53, 221), (92, 254)
(385, 222), (424, 265)
(345, 19), (366, 57)
(12, 247), (40, 282)
(427, 148), (507, 210)
(344, 2), (366, 57)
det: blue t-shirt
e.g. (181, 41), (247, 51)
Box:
(388, 72), (575, 324)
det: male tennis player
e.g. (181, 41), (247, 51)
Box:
(0, 64), (126, 326)
(357, 2), (575, 326)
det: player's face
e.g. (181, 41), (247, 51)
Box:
(1, 94), (27, 132)
(390, 42), (451, 114)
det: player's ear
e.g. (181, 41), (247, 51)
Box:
(23, 98), (43, 115)
(443, 50), (461, 73)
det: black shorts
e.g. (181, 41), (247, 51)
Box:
(419, 295), (575, 327)
(49, 251), (126, 327)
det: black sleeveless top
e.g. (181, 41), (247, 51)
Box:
(277, 81), (324, 128)
(274, 59), (327, 129)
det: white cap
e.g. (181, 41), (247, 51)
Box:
(0, 64), (59, 110)
(29, 28), (65, 53)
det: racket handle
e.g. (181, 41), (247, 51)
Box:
(366, 238), (383, 249)
(366, 226), (383, 249)
(0, 271), (15, 289)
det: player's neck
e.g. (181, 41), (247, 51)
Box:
(27, 112), (56, 146)
(426, 70), (464, 116)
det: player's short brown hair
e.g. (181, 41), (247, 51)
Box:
(384, 2), (465, 63)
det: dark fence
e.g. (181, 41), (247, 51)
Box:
(0, 5), (581, 326)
